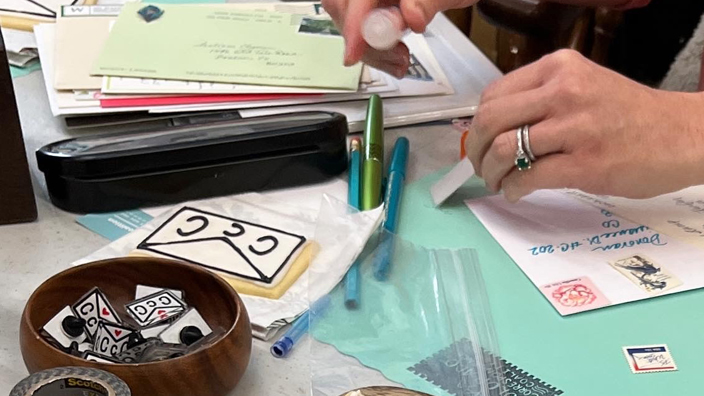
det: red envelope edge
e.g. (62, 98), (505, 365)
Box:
(99, 93), (321, 108)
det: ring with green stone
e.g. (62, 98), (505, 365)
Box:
(515, 126), (531, 171)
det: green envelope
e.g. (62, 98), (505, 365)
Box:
(92, 3), (361, 90)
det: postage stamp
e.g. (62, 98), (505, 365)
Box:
(405, 54), (433, 81)
(297, 17), (340, 37)
(409, 337), (564, 396)
(623, 345), (677, 374)
(540, 277), (610, 315)
(609, 254), (682, 294)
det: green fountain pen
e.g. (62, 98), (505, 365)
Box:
(361, 94), (384, 210)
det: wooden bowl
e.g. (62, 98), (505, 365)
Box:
(20, 257), (252, 396)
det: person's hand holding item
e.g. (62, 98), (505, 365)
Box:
(321, 0), (479, 77)
(323, 0), (650, 78)
(465, 49), (704, 202)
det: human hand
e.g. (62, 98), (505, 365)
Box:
(322, 0), (478, 77)
(465, 49), (704, 202)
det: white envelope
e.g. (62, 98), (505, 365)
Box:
(467, 190), (704, 316)
(53, 5), (121, 90)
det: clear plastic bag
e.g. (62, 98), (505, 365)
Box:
(308, 229), (504, 396)
(72, 192), (384, 340)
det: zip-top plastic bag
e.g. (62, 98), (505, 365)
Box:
(308, 229), (505, 396)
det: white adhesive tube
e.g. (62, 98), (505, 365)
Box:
(362, 7), (407, 50)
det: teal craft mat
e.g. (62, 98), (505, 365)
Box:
(393, 170), (704, 396)
(10, 62), (40, 79)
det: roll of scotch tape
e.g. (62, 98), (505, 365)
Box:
(10, 367), (131, 396)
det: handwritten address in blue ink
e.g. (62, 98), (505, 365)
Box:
(528, 225), (667, 256)
(590, 234), (666, 252)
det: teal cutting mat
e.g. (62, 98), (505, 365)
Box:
(10, 62), (40, 79)
(396, 170), (704, 396)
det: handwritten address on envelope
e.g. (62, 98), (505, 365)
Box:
(567, 187), (704, 250)
(467, 190), (704, 316)
(92, 3), (362, 90)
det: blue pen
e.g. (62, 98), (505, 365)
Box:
(270, 296), (331, 358)
(344, 138), (363, 309)
(373, 137), (409, 281)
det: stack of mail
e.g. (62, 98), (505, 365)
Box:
(33, 2), (453, 120)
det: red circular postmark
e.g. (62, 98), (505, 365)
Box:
(552, 283), (597, 307)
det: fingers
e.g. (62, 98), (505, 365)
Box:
(340, 0), (479, 65)
(480, 122), (565, 192)
(500, 154), (580, 203)
(342, 0), (380, 65)
(480, 49), (585, 103)
(400, 0), (479, 33)
(466, 88), (551, 176)
(399, 0), (432, 33)
(322, 0), (346, 28)
(362, 44), (410, 78)
(480, 61), (546, 104)
(464, 49), (597, 201)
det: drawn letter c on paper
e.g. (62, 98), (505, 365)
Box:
(249, 236), (279, 256)
(223, 222), (245, 237)
(177, 215), (209, 236)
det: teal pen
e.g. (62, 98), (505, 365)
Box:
(373, 137), (409, 281)
(361, 94), (384, 211)
(344, 138), (362, 308)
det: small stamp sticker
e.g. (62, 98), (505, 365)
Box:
(540, 277), (610, 315)
(138, 5), (164, 23)
(297, 17), (340, 37)
(405, 54), (433, 81)
(623, 345), (677, 374)
(609, 254), (682, 294)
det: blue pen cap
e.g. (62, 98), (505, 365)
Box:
(271, 337), (294, 358)
(389, 137), (409, 178)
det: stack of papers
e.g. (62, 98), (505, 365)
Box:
(33, 2), (454, 121)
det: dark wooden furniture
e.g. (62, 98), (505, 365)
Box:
(0, 27), (37, 224)
(445, 8), (474, 36)
(475, 0), (622, 72)
(20, 257), (252, 396)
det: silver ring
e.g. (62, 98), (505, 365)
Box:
(522, 125), (536, 162)
(515, 127), (531, 171)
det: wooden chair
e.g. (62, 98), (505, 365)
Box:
(475, 0), (623, 73)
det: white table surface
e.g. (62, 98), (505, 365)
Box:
(0, 15), (500, 396)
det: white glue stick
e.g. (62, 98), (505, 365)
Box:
(362, 7), (408, 50)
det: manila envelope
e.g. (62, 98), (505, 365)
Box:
(53, 5), (121, 90)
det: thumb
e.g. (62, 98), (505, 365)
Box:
(343, 0), (379, 65)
